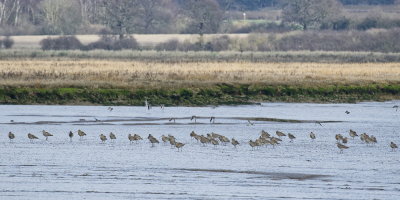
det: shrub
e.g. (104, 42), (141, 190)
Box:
(85, 35), (139, 51)
(2, 36), (14, 49)
(40, 36), (83, 50)
(155, 39), (180, 51)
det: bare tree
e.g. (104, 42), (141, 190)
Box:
(282, 0), (342, 30)
(41, 0), (82, 34)
(182, 0), (224, 34)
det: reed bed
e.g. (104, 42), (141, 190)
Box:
(0, 60), (399, 88)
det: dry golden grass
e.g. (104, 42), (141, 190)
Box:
(0, 60), (399, 88)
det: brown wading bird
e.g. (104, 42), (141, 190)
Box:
(249, 140), (257, 150)
(342, 137), (348, 144)
(335, 134), (344, 142)
(390, 142), (398, 151)
(148, 134), (159, 147)
(28, 133), (38, 142)
(109, 132), (116, 141)
(210, 138), (219, 148)
(310, 132), (316, 140)
(161, 135), (169, 144)
(190, 131), (197, 139)
(42, 130), (53, 141)
(100, 134), (107, 143)
(78, 129), (86, 139)
(8, 132), (15, 142)
(288, 133), (296, 142)
(231, 138), (239, 148)
(349, 129), (358, 139)
(69, 131), (74, 142)
(276, 131), (286, 138)
(199, 135), (209, 146)
(175, 142), (185, 151)
(337, 142), (349, 153)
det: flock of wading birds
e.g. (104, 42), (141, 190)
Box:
(5, 128), (399, 153)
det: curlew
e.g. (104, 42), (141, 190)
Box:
(109, 132), (116, 141)
(134, 134), (143, 141)
(78, 129), (86, 139)
(337, 142), (349, 153)
(249, 140), (257, 150)
(100, 134), (107, 143)
(349, 129), (358, 139)
(210, 138), (219, 148)
(261, 130), (270, 138)
(27, 133), (39, 142)
(190, 131), (197, 139)
(148, 134), (159, 147)
(42, 130), (53, 141)
(68, 131), (74, 142)
(390, 142), (398, 151)
(199, 135), (209, 146)
(288, 133), (296, 142)
(276, 131), (286, 138)
(161, 135), (169, 144)
(8, 132), (15, 142)
(231, 138), (239, 148)
(175, 142), (185, 151)
(218, 135), (230, 145)
(310, 132), (316, 140)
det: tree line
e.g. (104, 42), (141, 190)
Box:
(0, 0), (398, 36)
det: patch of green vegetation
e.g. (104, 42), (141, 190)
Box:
(0, 84), (399, 106)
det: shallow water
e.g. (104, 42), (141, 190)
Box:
(0, 102), (399, 200)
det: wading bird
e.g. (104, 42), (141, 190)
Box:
(68, 131), (74, 142)
(148, 134), (159, 147)
(337, 142), (349, 153)
(78, 130), (86, 139)
(42, 130), (53, 141)
(276, 131), (286, 138)
(100, 134), (107, 143)
(28, 133), (38, 142)
(390, 142), (398, 151)
(310, 132), (316, 140)
(231, 138), (239, 148)
(393, 105), (399, 111)
(8, 132), (15, 142)
(109, 132), (116, 141)
(288, 133), (296, 142)
(175, 142), (185, 151)
(349, 129), (358, 139)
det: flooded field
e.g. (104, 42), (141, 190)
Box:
(0, 102), (399, 199)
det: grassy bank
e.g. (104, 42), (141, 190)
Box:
(1, 50), (400, 63)
(1, 84), (399, 106)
